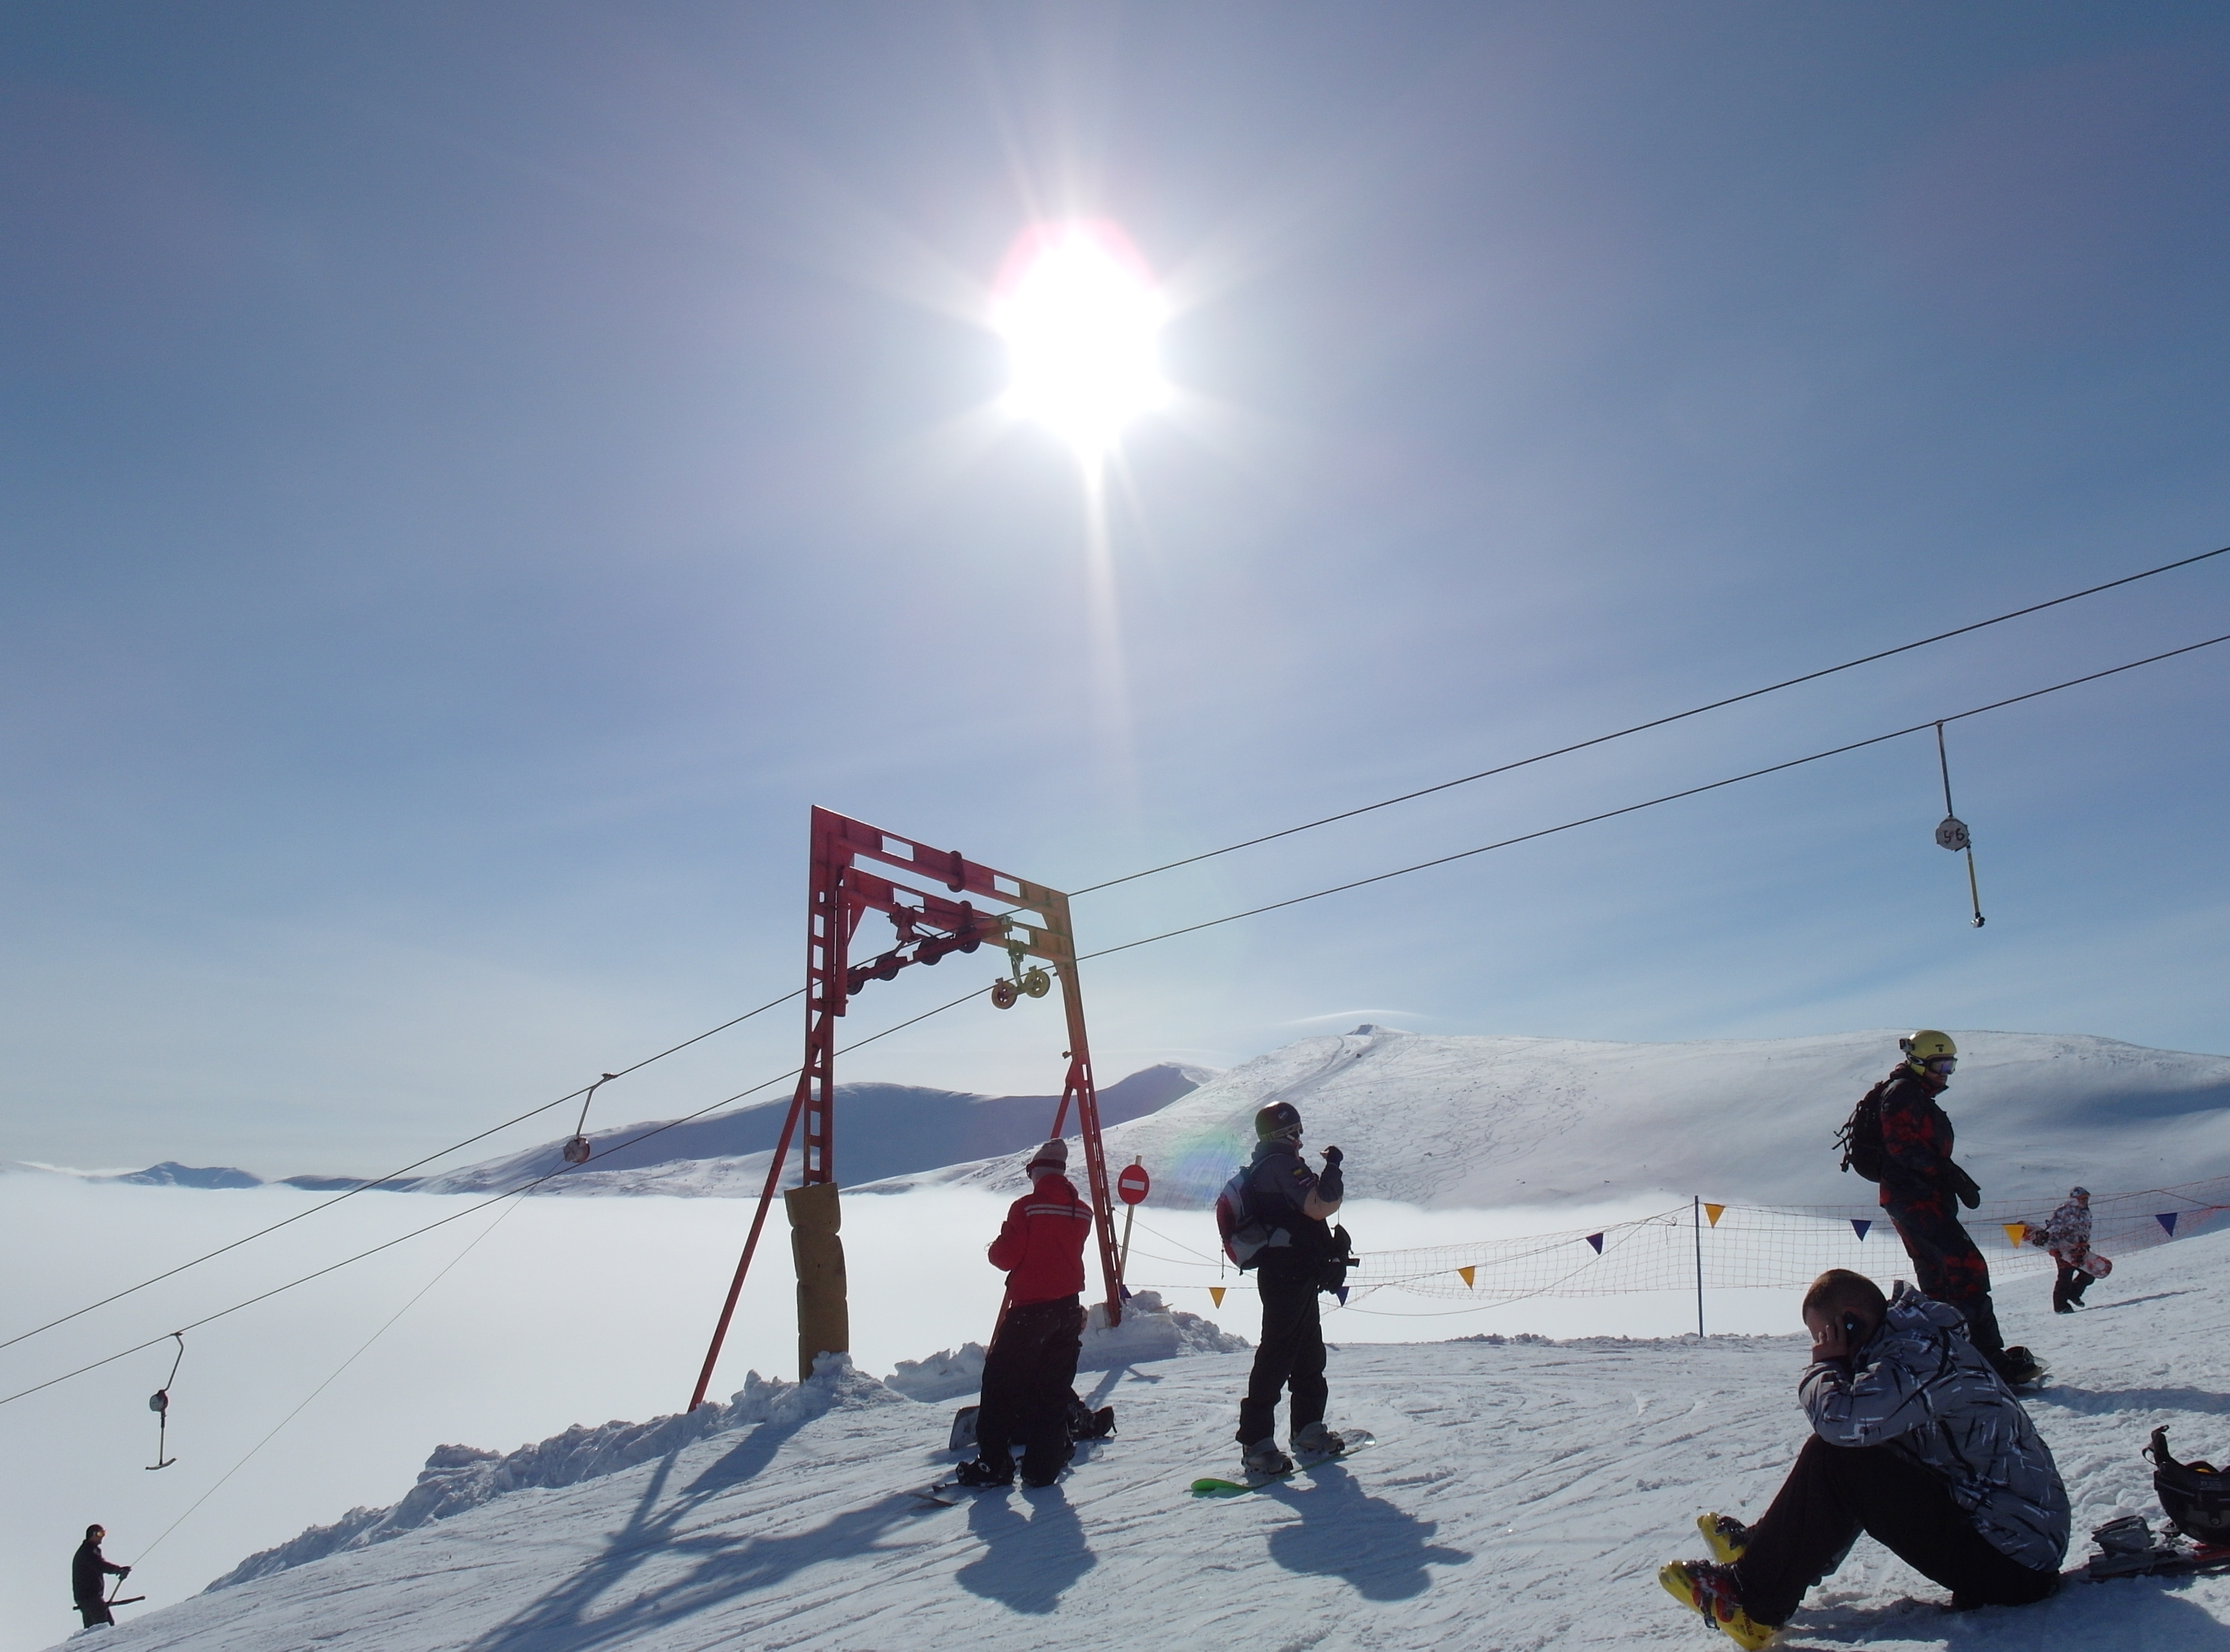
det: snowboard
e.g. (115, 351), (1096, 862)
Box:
(2074, 1541), (2230, 1583)
(1189, 1430), (1378, 1496)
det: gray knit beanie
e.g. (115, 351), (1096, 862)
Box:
(1026, 1139), (1068, 1177)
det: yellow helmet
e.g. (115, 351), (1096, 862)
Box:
(1899, 1029), (1957, 1069)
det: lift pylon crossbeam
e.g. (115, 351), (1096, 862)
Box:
(689, 807), (1123, 1410)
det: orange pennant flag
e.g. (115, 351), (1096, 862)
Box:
(1457, 1266), (1476, 1288)
(1703, 1204), (1725, 1227)
(2003, 1223), (2028, 1248)
(1208, 1286), (1226, 1307)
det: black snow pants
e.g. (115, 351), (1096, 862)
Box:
(974, 1295), (1085, 1483)
(2052, 1261), (2094, 1311)
(1236, 1258), (1326, 1447)
(1883, 1194), (2008, 1362)
(1733, 1436), (2059, 1626)
(76, 1599), (114, 1630)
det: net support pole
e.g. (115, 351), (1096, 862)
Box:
(1693, 1195), (1705, 1340)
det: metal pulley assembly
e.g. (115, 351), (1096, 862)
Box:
(989, 944), (1052, 1010)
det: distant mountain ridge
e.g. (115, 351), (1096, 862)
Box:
(28, 1064), (1212, 1198)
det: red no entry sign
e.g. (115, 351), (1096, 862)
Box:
(1116, 1164), (1151, 1205)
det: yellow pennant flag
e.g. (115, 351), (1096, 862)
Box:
(1457, 1266), (1476, 1288)
(1209, 1286), (1226, 1307)
(2003, 1223), (2028, 1248)
(1704, 1204), (1725, 1227)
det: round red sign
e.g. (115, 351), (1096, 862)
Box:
(1116, 1164), (1151, 1205)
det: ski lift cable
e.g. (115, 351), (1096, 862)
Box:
(6, 632), (2221, 1411)
(1073, 631), (2229, 965)
(1065, 543), (2230, 899)
(0, 983), (980, 1411)
(0, 987), (804, 1357)
(129, 1194), (526, 1568)
(14, 551), (2219, 1361)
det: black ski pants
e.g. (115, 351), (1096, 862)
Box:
(1883, 1196), (2007, 1362)
(974, 1295), (1085, 1483)
(76, 1600), (114, 1630)
(2052, 1261), (2094, 1311)
(1733, 1435), (2059, 1625)
(1237, 1260), (1326, 1446)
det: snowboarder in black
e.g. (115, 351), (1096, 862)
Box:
(1871, 1030), (2037, 1386)
(73, 1524), (128, 1629)
(1235, 1101), (1347, 1475)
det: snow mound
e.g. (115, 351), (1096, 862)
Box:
(206, 1355), (905, 1591)
(884, 1290), (1250, 1402)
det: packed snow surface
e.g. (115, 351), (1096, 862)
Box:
(871, 1025), (2230, 1210)
(72, 1222), (2230, 1651)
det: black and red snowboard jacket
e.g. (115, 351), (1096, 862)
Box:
(1875, 1064), (1956, 1210)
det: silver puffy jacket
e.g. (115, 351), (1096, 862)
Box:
(1801, 1282), (2069, 1572)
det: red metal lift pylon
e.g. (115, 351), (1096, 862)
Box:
(688, 807), (1123, 1408)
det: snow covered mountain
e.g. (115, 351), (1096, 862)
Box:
(409, 1061), (1213, 1197)
(865, 1025), (2230, 1210)
(76, 1219), (2230, 1651)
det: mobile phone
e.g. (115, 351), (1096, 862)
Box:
(1842, 1313), (1863, 1342)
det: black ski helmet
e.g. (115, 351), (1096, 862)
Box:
(1254, 1101), (1303, 1142)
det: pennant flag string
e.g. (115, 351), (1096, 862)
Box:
(1208, 1286), (1225, 1307)
(1585, 1232), (1605, 1255)
(2003, 1223), (2028, 1248)
(1851, 1219), (1871, 1241)
(2158, 1212), (2179, 1237)
(1457, 1266), (1476, 1288)
(1704, 1204), (1725, 1227)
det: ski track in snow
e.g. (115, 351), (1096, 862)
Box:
(70, 1225), (2230, 1651)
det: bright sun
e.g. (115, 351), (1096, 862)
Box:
(993, 223), (1168, 457)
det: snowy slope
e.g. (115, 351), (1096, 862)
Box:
(867, 1025), (2230, 1210)
(75, 1222), (2230, 1651)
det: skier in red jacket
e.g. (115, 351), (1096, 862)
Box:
(955, 1138), (1095, 1489)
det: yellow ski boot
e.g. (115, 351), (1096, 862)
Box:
(1697, 1512), (1751, 1564)
(1659, 1559), (1777, 1650)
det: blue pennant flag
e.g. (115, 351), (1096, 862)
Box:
(2158, 1211), (2179, 1237)
(1585, 1232), (1605, 1254)
(1851, 1219), (1871, 1241)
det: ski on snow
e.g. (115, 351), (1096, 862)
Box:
(1189, 1431), (1378, 1497)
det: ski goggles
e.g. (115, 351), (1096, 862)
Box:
(1924, 1056), (1957, 1075)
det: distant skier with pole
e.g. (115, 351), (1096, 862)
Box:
(1660, 1269), (2067, 1648)
(2026, 1186), (2105, 1313)
(954, 1139), (1094, 1490)
(1229, 1101), (1349, 1476)
(1861, 1030), (2039, 1386)
(72, 1524), (129, 1629)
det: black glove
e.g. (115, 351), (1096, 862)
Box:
(1947, 1162), (1981, 1210)
(1320, 1144), (1343, 1167)
(1316, 1162), (1345, 1204)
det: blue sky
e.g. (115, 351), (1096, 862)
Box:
(4, 2), (2227, 1174)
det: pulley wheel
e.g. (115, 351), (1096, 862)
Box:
(563, 1136), (592, 1165)
(990, 978), (1019, 1009)
(1021, 967), (1052, 999)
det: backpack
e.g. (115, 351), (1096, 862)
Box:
(1216, 1167), (1275, 1269)
(1835, 1079), (1890, 1181)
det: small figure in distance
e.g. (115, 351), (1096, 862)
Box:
(1658, 1269), (2068, 1649)
(2026, 1186), (2103, 1313)
(1233, 1101), (1348, 1477)
(73, 1524), (129, 1630)
(1871, 1030), (2038, 1386)
(952, 1139), (1093, 1491)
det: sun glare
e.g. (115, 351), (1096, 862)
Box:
(994, 223), (1168, 457)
